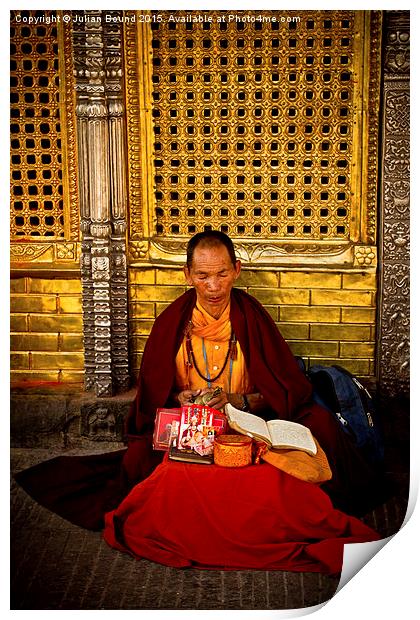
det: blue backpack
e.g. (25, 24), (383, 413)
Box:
(305, 364), (384, 466)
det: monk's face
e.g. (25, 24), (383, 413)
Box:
(184, 244), (241, 319)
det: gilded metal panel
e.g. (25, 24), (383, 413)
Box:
(377, 11), (410, 397)
(125, 10), (382, 267)
(123, 13), (152, 261)
(10, 10), (79, 266)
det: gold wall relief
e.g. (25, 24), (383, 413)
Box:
(10, 11), (79, 268)
(125, 10), (382, 268)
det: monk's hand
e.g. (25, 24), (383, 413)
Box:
(177, 389), (201, 406)
(206, 388), (229, 411)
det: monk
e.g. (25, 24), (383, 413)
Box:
(16, 231), (385, 573)
(124, 231), (383, 512)
(101, 231), (383, 573)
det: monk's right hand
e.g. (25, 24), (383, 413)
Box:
(177, 389), (201, 406)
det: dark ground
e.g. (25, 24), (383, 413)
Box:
(10, 395), (409, 611)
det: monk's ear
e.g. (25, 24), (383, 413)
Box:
(234, 259), (242, 280)
(184, 264), (193, 285)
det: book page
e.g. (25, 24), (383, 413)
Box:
(267, 420), (317, 455)
(225, 404), (270, 443)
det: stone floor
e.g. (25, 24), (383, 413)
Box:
(10, 445), (342, 610)
(10, 455), (408, 610)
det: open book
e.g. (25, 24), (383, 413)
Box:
(225, 403), (317, 456)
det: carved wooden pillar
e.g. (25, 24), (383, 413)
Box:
(377, 11), (410, 397)
(104, 14), (130, 393)
(73, 11), (129, 397)
(73, 12), (102, 393)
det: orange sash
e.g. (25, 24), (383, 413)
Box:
(175, 301), (252, 394)
(261, 438), (332, 484)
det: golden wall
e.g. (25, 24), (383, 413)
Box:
(10, 10), (381, 388)
(129, 266), (376, 379)
(10, 276), (84, 385)
(10, 13), (81, 386)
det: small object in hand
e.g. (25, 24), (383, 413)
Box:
(214, 434), (253, 467)
(193, 386), (222, 405)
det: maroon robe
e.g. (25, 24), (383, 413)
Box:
(103, 454), (380, 576)
(15, 288), (384, 530)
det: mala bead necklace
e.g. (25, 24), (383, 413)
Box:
(184, 320), (237, 387)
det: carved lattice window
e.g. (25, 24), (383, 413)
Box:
(10, 11), (78, 263)
(10, 12), (65, 238)
(145, 10), (374, 247)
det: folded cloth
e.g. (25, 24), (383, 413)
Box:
(103, 455), (380, 576)
(261, 437), (332, 484)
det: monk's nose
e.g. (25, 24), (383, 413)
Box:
(206, 278), (220, 291)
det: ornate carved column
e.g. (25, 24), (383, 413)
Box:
(73, 12), (101, 393)
(378, 11), (410, 397)
(104, 14), (130, 393)
(73, 10), (129, 397)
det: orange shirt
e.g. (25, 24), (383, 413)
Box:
(175, 301), (253, 395)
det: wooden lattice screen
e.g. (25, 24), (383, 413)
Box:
(150, 11), (360, 242)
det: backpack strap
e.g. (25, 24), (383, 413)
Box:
(308, 365), (368, 441)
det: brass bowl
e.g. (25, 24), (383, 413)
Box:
(214, 434), (253, 468)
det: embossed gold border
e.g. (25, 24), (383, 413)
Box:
(365, 11), (382, 245)
(349, 11), (382, 248)
(10, 14), (80, 269)
(59, 17), (79, 243)
(124, 12), (144, 242)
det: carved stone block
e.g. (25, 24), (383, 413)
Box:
(386, 91), (410, 134)
(383, 138), (410, 177)
(383, 179), (410, 217)
(383, 221), (409, 259)
(80, 403), (124, 440)
(384, 11), (410, 76)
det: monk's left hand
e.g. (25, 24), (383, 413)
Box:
(206, 388), (229, 411)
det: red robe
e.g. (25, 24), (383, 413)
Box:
(16, 288), (384, 532)
(103, 454), (380, 576)
(123, 288), (382, 515)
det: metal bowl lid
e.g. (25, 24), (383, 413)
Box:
(215, 434), (252, 446)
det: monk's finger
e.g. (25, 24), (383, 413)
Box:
(207, 391), (228, 410)
(179, 390), (195, 405)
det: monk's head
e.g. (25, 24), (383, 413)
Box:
(184, 231), (241, 319)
